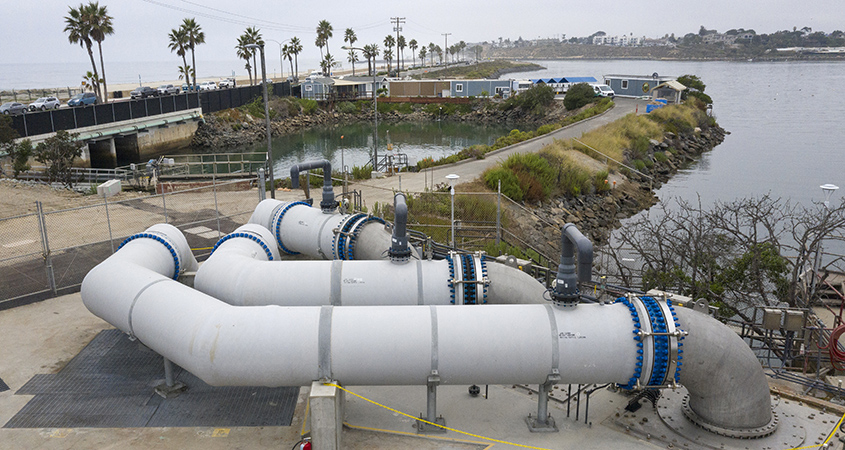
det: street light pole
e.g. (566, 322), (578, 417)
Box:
(266, 39), (288, 80)
(343, 45), (379, 174)
(247, 43), (274, 199)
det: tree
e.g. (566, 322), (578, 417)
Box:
(418, 46), (427, 68)
(397, 35), (406, 72)
(677, 74), (712, 106)
(181, 18), (205, 90)
(236, 34), (254, 85)
(383, 35), (395, 75)
(34, 130), (84, 188)
(344, 28), (358, 76)
(0, 116), (24, 177)
(64, 4), (101, 102)
(363, 44), (379, 75)
(458, 40), (466, 61)
(244, 26), (263, 84)
(178, 64), (194, 83)
(408, 39), (418, 68)
(168, 27), (190, 83)
(282, 44), (295, 79)
(86, 2), (113, 102)
(601, 195), (845, 323)
(289, 37), (302, 80)
(563, 83), (595, 110)
(321, 52), (338, 75)
(81, 71), (103, 92)
(428, 43), (436, 66)
(316, 20), (333, 63)
(8, 139), (33, 177)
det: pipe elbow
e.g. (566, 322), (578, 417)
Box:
(290, 166), (301, 188)
(675, 307), (775, 433)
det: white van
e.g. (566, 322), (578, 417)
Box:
(592, 84), (615, 98)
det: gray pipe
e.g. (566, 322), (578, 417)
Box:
(290, 159), (337, 213)
(388, 193), (410, 262)
(82, 225), (775, 438)
(553, 223), (593, 306)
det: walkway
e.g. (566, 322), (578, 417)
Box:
(346, 98), (641, 205)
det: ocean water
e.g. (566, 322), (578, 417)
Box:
(507, 60), (845, 207)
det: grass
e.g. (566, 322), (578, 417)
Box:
(413, 60), (543, 80)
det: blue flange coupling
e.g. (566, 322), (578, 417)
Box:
(118, 232), (181, 280)
(273, 201), (311, 255)
(211, 231), (274, 261)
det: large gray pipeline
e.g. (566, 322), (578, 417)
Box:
(82, 224), (774, 437)
(290, 159), (337, 213)
(249, 199), (394, 260)
(195, 224), (546, 306)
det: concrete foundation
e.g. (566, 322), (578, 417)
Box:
(136, 121), (197, 160)
(309, 381), (345, 450)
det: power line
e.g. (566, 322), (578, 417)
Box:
(177, 0), (312, 32)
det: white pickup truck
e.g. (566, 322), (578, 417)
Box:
(218, 78), (236, 89)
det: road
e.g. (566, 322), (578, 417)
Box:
(345, 97), (642, 206)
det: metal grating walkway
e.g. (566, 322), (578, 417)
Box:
(4, 329), (299, 428)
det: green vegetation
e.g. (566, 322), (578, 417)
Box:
(501, 85), (554, 116)
(677, 74), (713, 106)
(34, 130), (84, 188)
(414, 60), (543, 80)
(416, 98), (612, 171)
(563, 83), (596, 110)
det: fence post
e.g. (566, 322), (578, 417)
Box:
(258, 168), (266, 201)
(213, 171), (221, 239)
(104, 193), (115, 253)
(496, 180), (502, 247)
(36, 201), (58, 296)
(161, 183), (169, 223)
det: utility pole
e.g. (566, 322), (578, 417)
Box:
(392, 16), (405, 75)
(442, 32), (451, 66)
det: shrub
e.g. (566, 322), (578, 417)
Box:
(483, 166), (524, 201)
(654, 151), (668, 162)
(563, 83), (595, 110)
(351, 165), (372, 179)
(633, 159), (646, 171)
(336, 101), (357, 114)
(298, 98), (318, 114)
(501, 85), (554, 116)
(594, 170), (611, 193)
(630, 135), (651, 160)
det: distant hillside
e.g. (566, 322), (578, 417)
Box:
(413, 61), (544, 80)
(485, 43), (845, 61)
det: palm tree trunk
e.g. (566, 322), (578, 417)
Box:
(288, 58), (294, 79)
(252, 54), (258, 85)
(294, 55), (299, 80)
(352, 60), (355, 76)
(191, 48), (197, 90)
(97, 41), (108, 102)
(85, 44), (101, 102)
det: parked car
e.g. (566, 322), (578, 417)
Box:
(199, 81), (217, 91)
(218, 78), (236, 88)
(181, 83), (199, 92)
(157, 84), (180, 96)
(28, 97), (61, 111)
(0, 102), (27, 115)
(68, 92), (98, 107)
(130, 86), (158, 99)
(592, 84), (615, 98)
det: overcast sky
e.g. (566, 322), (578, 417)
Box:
(4, 0), (844, 67)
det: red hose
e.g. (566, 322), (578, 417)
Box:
(823, 324), (845, 370)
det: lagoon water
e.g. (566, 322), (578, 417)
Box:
(508, 60), (845, 207)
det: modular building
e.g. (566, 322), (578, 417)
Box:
(301, 76), (385, 101)
(530, 77), (597, 94)
(602, 74), (676, 98)
(388, 79), (514, 98)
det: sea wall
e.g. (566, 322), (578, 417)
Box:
(510, 124), (727, 258)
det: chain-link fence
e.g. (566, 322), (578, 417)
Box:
(0, 179), (259, 309)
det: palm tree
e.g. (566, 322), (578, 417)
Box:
(81, 70), (102, 93)
(383, 35), (395, 75)
(316, 20), (333, 63)
(282, 44), (295, 78)
(418, 47), (427, 68)
(362, 44), (378, 76)
(428, 43), (436, 66)
(289, 37), (302, 81)
(64, 4), (100, 101)
(168, 27), (190, 82)
(180, 18), (205, 90)
(178, 64), (194, 83)
(397, 35), (406, 72)
(409, 39), (418, 68)
(236, 34), (254, 85)
(459, 40), (467, 62)
(344, 28), (357, 75)
(245, 26), (263, 84)
(320, 52), (338, 75)
(85, 2), (113, 102)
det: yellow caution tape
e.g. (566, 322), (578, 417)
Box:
(323, 382), (552, 450)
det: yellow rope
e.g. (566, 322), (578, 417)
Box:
(191, 247), (215, 251)
(323, 382), (552, 450)
(785, 410), (845, 450)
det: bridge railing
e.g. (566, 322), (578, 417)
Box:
(9, 81), (292, 139)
